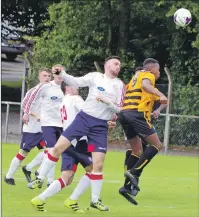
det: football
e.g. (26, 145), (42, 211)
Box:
(174, 8), (192, 27)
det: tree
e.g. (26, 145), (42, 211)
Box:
(31, 0), (199, 84)
(1, 0), (60, 38)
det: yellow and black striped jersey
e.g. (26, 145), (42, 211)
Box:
(122, 71), (159, 119)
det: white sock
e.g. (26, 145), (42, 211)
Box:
(70, 172), (91, 200)
(38, 152), (58, 180)
(39, 178), (66, 201)
(47, 164), (55, 184)
(6, 153), (26, 179)
(90, 172), (103, 203)
(26, 152), (45, 171)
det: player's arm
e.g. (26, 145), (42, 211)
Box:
(21, 87), (35, 110)
(110, 81), (126, 113)
(142, 79), (167, 104)
(53, 67), (94, 87)
(96, 81), (126, 113)
(23, 84), (46, 124)
(29, 112), (40, 121)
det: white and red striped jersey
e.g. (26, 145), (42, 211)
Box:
(24, 80), (64, 127)
(60, 71), (125, 120)
(22, 87), (42, 133)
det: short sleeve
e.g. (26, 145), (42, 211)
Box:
(142, 72), (155, 86)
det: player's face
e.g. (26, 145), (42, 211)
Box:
(107, 59), (121, 76)
(152, 63), (160, 80)
(39, 71), (51, 83)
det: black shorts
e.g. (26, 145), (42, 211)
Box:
(118, 110), (156, 140)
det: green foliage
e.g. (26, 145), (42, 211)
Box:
(1, 0), (61, 37)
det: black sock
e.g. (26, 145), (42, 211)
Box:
(124, 154), (140, 189)
(130, 145), (159, 177)
(124, 149), (132, 171)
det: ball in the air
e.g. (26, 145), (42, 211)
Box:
(173, 8), (192, 27)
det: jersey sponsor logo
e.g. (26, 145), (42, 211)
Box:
(51, 96), (58, 100)
(97, 86), (105, 92)
(51, 96), (62, 102)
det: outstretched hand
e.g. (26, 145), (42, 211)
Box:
(96, 96), (110, 105)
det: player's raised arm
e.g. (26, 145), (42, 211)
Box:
(52, 66), (94, 88)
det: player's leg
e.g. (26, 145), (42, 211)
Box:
(28, 113), (89, 189)
(64, 139), (93, 207)
(129, 133), (162, 177)
(38, 127), (62, 186)
(87, 120), (109, 211)
(66, 165), (92, 204)
(123, 133), (132, 172)
(22, 134), (46, 183)
(124, 149), (132, 172)
(124, 112), (163, 190)
(4, 133), (35, 185)
(118, 112), (140, 204)
(31, 153), (79, 212)
(123, 136), (142, 191)
(64, 151), (93, 213)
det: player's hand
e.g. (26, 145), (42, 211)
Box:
(23, 114), (29, 124)
(96, 96), (110, 105)
(52, 66), (64, 75)
(107, 121), (116, 128)
(160, 95), (168, 104)
(112, 113), (118, 121)
(153, 109), (160, 119)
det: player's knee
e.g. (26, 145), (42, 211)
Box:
(157, 142), (163, 150)
(19, 149), (28, 157)
(61, 171), (74, 186)
(51, 146), (62, 157)
(93, 162), (103, 172)
(132, 149), (142, 156)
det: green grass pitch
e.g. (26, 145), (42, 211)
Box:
(2, 144), (198, 217)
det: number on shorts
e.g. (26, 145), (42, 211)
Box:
(60, 105), (67, 123)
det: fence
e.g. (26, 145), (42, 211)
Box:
(1, 101), (22, 143)
(2, 100), (199, 154)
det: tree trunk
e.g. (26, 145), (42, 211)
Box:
(106, 0), (112, 56)
(117, 0), (130, 54)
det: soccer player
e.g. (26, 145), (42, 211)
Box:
(118, 58), (167, 205)
(22, 64), (64, 185)
(30, 81), (93, 212)
(4, 68), (51, 185)
(122, 66), (166, 198)
(31, 81), (117, 212)
(29, 56), (125, 211)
